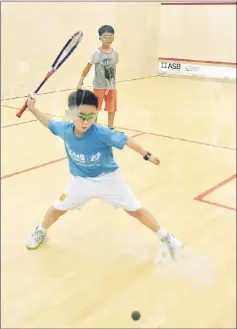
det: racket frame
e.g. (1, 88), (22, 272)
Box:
(16, 31), (83, 118)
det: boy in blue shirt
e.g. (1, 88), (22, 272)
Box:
(25, 89), (183, 259)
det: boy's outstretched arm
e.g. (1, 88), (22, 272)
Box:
(26, 96), (51, 128)
(76, 63), (93, 89)
(126, 137), (160, 165)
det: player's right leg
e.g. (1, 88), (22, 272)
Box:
(26, 175), (94, 250)
(125, 208), (183, 259)
(97, 170), (183, 259)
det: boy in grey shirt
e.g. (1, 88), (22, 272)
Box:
(76, 25), (120, 131)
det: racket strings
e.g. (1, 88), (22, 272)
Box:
(60, 35), (80, 59)
(16, 30), (83, 118)
(54, 31), (83, 70)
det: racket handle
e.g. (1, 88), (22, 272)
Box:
(16, 93), (36, 118)
(16, 102), (27, 118)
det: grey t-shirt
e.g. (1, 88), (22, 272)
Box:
(89, 48), (119, 90)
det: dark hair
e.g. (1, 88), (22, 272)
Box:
(68, 89), (98, 108)
(98, 25), (114, 36)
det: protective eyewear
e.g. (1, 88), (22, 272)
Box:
(66, 109), (98, 121)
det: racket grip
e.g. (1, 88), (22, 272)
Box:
(16, 93), (36, 118)
(16, 102), (27, 118)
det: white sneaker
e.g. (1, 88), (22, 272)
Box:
(26, 226), (47, 250)
(161, 232), (183, 259)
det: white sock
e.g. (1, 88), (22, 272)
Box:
(156, 228), (168, 240)
(38, 225), (47, 232)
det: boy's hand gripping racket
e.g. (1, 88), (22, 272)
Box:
(16, 31), (83, 118)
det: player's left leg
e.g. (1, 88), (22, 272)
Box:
(98, 169), (183, 258)
(26, 175), (95, 250)
(126, 208), (183, 258)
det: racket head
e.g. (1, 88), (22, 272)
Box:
(16, 30), (83, 118)
(51, 31), (83, 70)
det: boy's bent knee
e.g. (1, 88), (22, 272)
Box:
(48, 206), (67, 216)
(125, 207), (143, 216)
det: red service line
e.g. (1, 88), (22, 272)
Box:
(1, 157), (67, 180)
(159, 57), (237, 66)
(2, 119), (38, 128)
(1, 133), (143, 180)
(194, 173), (236, 211)
(161, 2), (236, 5)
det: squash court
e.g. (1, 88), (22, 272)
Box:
(1, 2), (236, 328)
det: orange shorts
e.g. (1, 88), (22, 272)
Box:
(93, 89), (117, 112)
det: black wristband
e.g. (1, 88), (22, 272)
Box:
(143, 152), (151, 161)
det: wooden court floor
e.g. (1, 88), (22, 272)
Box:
(1, 76), (236, 328)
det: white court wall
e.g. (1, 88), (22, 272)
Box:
(159, 3), (236, 63)
(1, 2), (160, 99)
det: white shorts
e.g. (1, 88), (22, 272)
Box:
(53, 170), (141, 211)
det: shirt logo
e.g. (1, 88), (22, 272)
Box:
(65, 144), (101, 167)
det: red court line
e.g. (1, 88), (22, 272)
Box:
(2, 105), (235, 150)
(1, 105), (61, 128)
(146, 131), (235, 151)
(1, 76), (159, 102)
(2, 116), (236, 150)
(1, 157), (67, 180)
(130, 132), (145, 138)
(1, 133), (142, 180)
(159, 57), (237, 66)
(194, 173), (237, 200)
(2, 105), (236, 150)
(196, 199), (236, 212)
(101, 126), (236, 151)
(161, 2), (236, 5)
(2, 119), (38, 128)
(194, 173), (236, 211)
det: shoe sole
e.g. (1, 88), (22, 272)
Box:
(25, 243), (42, 250)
